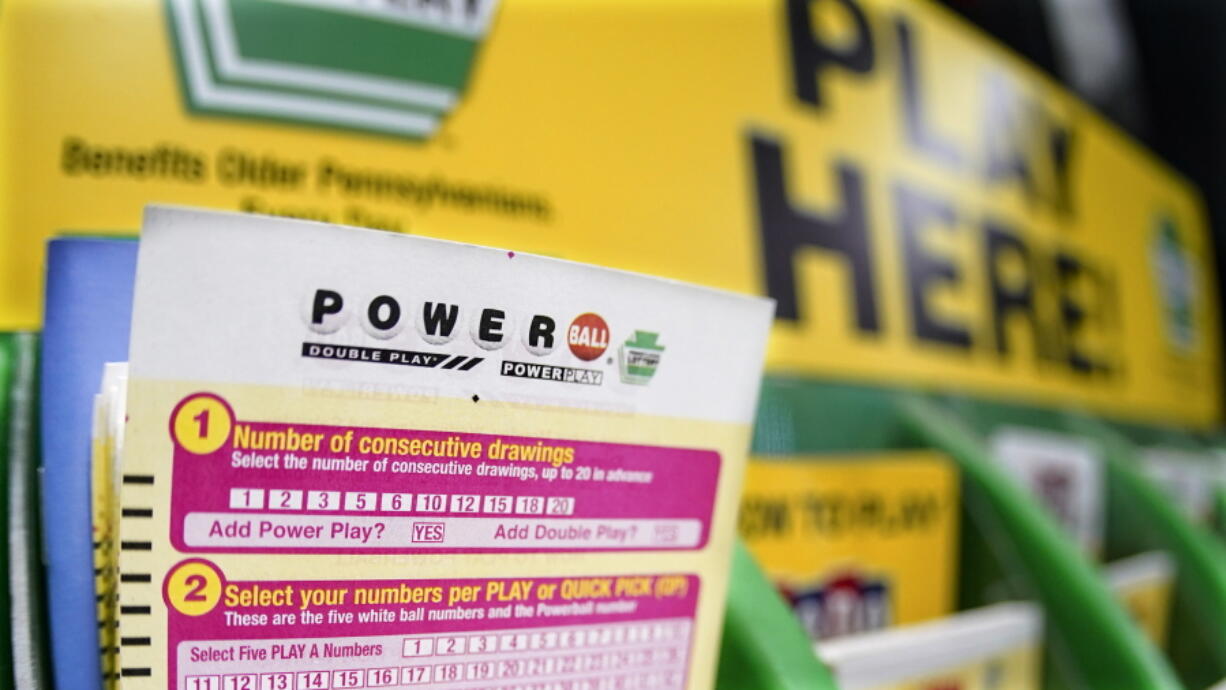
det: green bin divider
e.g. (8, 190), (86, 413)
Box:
(1066, 414), (1226, 690)
(0, 334), (16, 690)
(716, 540), (837, 690)
(897, 394), (1182, 690)
(6, 333), (49, 689)
(1187, 433), (1226, 540)
(1216, 487), (1226, 540)
(935, 395), (1072, 445)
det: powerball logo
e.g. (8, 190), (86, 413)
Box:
(300, 289), (663, 387)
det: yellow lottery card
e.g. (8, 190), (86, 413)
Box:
(93, 390), (116, 686)
(95, 363), (129, 688)
(739, 452), (959, 639)
(1105, 551), (1175, 648)
(114, 207), (773, 689)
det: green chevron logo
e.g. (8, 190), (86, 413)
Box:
(165, 0), (499, 138)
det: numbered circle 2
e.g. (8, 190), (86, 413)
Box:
(171, 394), (234, 455)
(165, 559), (224, 617)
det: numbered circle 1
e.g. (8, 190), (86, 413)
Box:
(171, 394), (234, 455)
(165, 560), (224, 617)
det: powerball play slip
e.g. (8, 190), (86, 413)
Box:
(113, 207), (774, 689)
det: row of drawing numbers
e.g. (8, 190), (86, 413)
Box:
(229, 489), (575, 516)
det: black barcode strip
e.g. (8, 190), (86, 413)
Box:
(122, 507), (154, 518)
(120, 573), (152, 583)
(121, 474), (155, 485)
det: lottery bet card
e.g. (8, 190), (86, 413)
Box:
(115, 207), (774, 689)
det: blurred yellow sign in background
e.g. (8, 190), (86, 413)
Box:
(0, 0), (1217, 424)
(739, 452), (959, 637)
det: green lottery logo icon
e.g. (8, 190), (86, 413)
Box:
(165, 0), (499, 138)
(619, 331), (664, 385)
(1151, 212), (1197, 352)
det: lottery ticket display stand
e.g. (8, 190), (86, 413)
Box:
(739, 380), (1185, 689)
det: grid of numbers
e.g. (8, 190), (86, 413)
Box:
(182, 619), (690, 690)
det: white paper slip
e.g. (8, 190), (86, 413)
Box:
(114, 206), (774, 690)
(817, 602), (1043, 690)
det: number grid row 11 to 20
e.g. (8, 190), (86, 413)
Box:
(186, 668), (683, 690)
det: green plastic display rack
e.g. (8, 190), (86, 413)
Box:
(716, 540), (838, 689)
(0, 334), (17, 690)
(737, 376), (1183, 690)
(901, 395), (1182, 690)
(1068, 415), (1226, 690)
(935, 393), (1226, 689)
(4, 334), (48, 690)
(1216, 488), (1226, 540)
